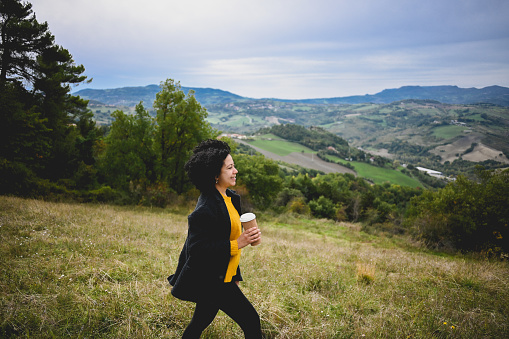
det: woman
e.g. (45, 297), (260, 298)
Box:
(168, 139), (263, 338)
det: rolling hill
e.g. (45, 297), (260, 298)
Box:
(295, 85), (509, 106)
(78, 84), (509, 178)
(74, 84), (245, 107)
(74, 85), (509, 107)
(237, 135), (424, 188)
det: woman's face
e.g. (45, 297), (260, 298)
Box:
(216, 154), (238, 189)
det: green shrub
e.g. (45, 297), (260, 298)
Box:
(0, 158), (38, 196)
(138, 182), (177, 208)
(287, 197), (310, 215)
(0, 159), (77, 200)
(275, 188), (305, 207)
(309, 196), (337, 220)
(408, 168), (509, 255)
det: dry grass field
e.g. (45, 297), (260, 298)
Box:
(431, 134), (509, 165)
(462, 143), (509, 164)
(1, 196), (508, 338)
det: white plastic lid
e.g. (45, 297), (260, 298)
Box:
(240, 213), (256, 223)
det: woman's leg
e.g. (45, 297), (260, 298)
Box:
(182, 302), (219, 339)
(182, 283), (262, 339)
(217, 282), (263, 339)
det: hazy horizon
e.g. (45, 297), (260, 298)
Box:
(73, 83), (507, 100)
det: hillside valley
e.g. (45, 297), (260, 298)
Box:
(235, 133), (424, 188)
(78, 85), (509, 177)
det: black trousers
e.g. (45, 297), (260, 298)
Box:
(182, 281), (263, 339)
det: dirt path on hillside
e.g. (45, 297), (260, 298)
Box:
(237, 140), (357, 175)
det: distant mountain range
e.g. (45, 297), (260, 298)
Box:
(73, 85), (244, 107)
(74, 85), (509, 107)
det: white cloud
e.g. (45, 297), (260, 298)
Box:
(31, 0), (509, 98)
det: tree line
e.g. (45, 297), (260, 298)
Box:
(1, 0), (507, 256)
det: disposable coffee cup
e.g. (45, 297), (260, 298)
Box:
(240, 213), (261, 246)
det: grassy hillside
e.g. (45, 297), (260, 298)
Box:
(242, 135), (422, 187)
(87, 93), (509, 177)
(324, 154), (422, 188)
(1, 196), (507, 338)
(206, 100), (509, 172)
(247, 134), (315, 156)
(88, 102), (135, 125)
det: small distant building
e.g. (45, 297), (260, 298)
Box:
(416, 166), (443, 177)
(219, 133), (247, 140)
(450, 120), (467, 127)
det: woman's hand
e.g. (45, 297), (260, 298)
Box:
(237, 227), (261, 249)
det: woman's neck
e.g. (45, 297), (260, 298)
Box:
(215, 185), (227, 196)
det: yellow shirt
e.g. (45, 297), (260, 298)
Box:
(222, 194), (242, 282)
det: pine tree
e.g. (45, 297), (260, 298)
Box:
(0, 0), (96, 194)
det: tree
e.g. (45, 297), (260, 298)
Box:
(234, 153), (283, 209)
(289, 173), (319, 201)
(154, 79), (216, 193)
(0, 0), (53, 174)
(1, 0), (96, 194)
(98, 103), (155, 190)
(309, 196), (337, 220)
(0, 0), (52, 84)
(35, 45), (92, 181)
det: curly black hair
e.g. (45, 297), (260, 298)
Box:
(184, 139), (231, 192)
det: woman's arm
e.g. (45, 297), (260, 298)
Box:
(187, 210), (230, 261)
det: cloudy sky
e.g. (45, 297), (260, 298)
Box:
(32, 0), (509, 99)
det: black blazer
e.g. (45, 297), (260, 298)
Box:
(168, 188), (243, 302)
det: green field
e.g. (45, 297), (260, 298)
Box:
(247, 137), (315, 156)
(326, 155), (422, 187)
(244, 137), (422, 187)
(90, 104), (135, 125)
(2, 196), (508, 338)
(464, 113), (486, 122)
(432, 125), (468, 139)
(207, 112), (268, 133)
(205, 112), (229, 124)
